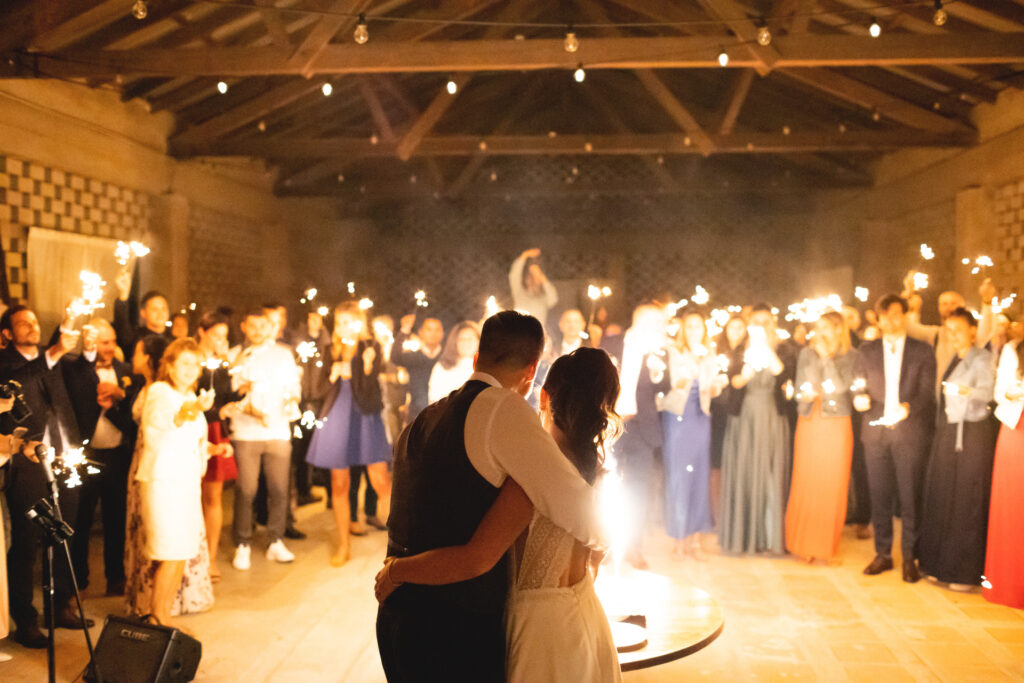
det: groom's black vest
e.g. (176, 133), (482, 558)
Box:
(386, 380), (508, 614)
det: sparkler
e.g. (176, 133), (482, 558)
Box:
(358, 297), (374, 311)
(920, 243), (935, 261)
(851, 378), (866, 393)
(912, 272), (929, 290)
(114, 240), (150, 269)
(743, 325), (774, 371)
(484, 295), (500, 319)
(317, 305), (329, 317)
(299, 287), (318, 305)
(992, 293), (1017, 314)
(347, 282), (356, 295)
(587, 284), (613, 325)
(785, 294), (843, 323)
(854, 287), (869, 303)
(295, 340), (319, 363)
(414, 290), (429, 308)
(44, 446), (100, 489)
(691, 285), (710, 306)
(66, 271), (106, 329)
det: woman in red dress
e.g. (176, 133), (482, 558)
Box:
(984, 339), (1024, 608)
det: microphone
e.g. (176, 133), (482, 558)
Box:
(36, 444), (55, 484)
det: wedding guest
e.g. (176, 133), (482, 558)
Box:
(125, 334), (213, 620)
(66, 318), (142, 597)
(983, 334), (1024, 608)
(842, 306), (872, 539)
(785, 312), (858, 563)
(393, 316), (444, 421)
(661, 310), (726, 558)
(557, 309), (589, 356)
(918, 308), (997, 588)
(710, 316), (746, 525)
(720, 305), (790, 554)
(305, 302), (391, 566)
(227, 308), (301, 570)
(0, 305), (90, 648)
(428, 321), (480, 403)
(293, 309), (330, 507)
(509, 248), (559, 329)
(614, 303), (670, 569)
(113, 270), (172, 361)
(903, 273), (996, 393)
(196, 312), (240, 582)
(170, 312), (190, 340)
(842, 306), (863, 348)
(854, 294), (935, 582)
(135, 338), (215, 628)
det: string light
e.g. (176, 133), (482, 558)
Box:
(217, 81), (228, 94)
(933, 1), (948, 26)
(717, 47), (729, 67)
(370, 133), (379, 145)
(321, 82), (332, 96)
(446, 76), (457, 95)
(354, 14), (369, 44)
(756, 24), (771, 47)
(257, 119), (267, 132)
(564, 26), (579, 53)
(131, 0), (148, 20)
(869, 17), (882, 37)
(573, 64), (586, 82)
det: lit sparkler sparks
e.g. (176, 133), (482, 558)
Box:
(44, 446), (98, 489)
(854, 287), (869, 303)
(114, 240), (150, 267)
(317, 305), (329, 317)
(785, 294), (843, 323)
(869, 414), (903, 427)
(714, 354), (730, 374)
(358, 297), (374, 311)
(300, 287), (318, 304)
(851, 377), (866, 393)
(485, 295), (500, 319)
(706, 308), (730, 337)
(912, 272), (929, 290)
(296, 340), (319, 363)
(347, 282), (356, 295)
(665, 298), (688, 316)
(414, 290), (429, 308)
(822, 378), (836, 394)
(66, 271), (107, 323)
(743, 325), (773, 371)
(373, 320), (394, 346)
(992, 293), (1017, 314)
(691, 285), (710, 306)
(920, 243), (935, 261)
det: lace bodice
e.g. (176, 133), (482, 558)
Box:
(515, 512), (578, 591)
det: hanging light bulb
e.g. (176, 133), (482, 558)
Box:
(217, 80), (228, 94)
(354, 14), (369, 44)
(756, 25), (771, 47)
(717, 47), (729, 67)
(868, 18), (882, 37)
(321, 82), (333, 96)
(446, 76), (457, 95)
(131, 0), (148, 20)
(933, 1), (948, 26)
(257, 119), (267, 132)
(564, 26), (579, 53)
(573, 63), (586, 83)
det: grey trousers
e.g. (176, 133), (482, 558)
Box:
(232, 439), (291, 546)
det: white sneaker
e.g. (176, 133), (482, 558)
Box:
(232, 544), (251, 571)
(266, 540), (295, 563)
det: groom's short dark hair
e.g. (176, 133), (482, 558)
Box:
(477, 311), (544, 370)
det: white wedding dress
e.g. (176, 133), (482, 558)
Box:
(506, 512), (622, 682)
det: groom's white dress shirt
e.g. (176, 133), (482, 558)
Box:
(463, 371), (607, 551)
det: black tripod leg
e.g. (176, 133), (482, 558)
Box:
(61, 539), (101, 682)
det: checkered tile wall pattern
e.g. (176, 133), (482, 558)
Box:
(993, 179), (1024, 291)
(0, 153), (150, 302)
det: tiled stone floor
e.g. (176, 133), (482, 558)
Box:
(3, 490), (1023, 681)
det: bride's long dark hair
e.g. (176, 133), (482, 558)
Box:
(542, 347), (622, 485)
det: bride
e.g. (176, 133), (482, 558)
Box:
(375, 348), (623, 682)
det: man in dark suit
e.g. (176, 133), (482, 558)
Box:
(0, 305), (92, 647)
(112, 269), (172, 361)
(64, 318), (142, 596)
(853, 294), (936, 583)
(393, 315), (444, 423)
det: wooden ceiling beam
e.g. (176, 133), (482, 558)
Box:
(30, 0), (136, 52)
(15, 33), (1024, 79)
(357, 76), (395, 141)
(170, 78), (324, 151)
(199, 130), (975, 158)
(695, 0), (779, 75)
(717, 68), (756, 136)
(286, 0), (373, 79)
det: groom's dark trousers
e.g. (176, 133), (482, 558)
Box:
(377, 380), (507, 682)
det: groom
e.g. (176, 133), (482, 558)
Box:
(377, 311), (607, 682)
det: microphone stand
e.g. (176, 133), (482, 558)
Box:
(27, 444), (102, 683)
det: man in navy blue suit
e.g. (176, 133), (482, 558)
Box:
(853, 294), (936, 583)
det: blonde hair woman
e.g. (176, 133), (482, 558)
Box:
(784, 311), (858, 563)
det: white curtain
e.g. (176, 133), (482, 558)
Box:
(28, 228), (121, 338)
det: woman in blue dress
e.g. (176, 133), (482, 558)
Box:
(306, 301), (391, 566)
(662, 310), (728, 559)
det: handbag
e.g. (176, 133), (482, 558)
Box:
(205, 421), (238, 481)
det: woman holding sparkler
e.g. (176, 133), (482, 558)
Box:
(720, 305), (790, 555)
(375, 348), (623, 682)
(918, 308), (997, 589)
(661, 310), (728, 558)
(126, 337), (215, 627)
(306, 301), (391, 566)
(427, 321), (480, 403)
(710, 316), (747, 524)
(785, 311), (858, 563)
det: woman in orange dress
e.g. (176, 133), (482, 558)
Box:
(785, 312), (858, 562)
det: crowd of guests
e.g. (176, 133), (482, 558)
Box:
(0, 247), (1022, 652)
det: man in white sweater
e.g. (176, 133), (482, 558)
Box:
(226, 308), (302, 570)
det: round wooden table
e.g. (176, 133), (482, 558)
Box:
(595, 568), (725, 671)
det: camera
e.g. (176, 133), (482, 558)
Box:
(0, 380), (32, 423)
